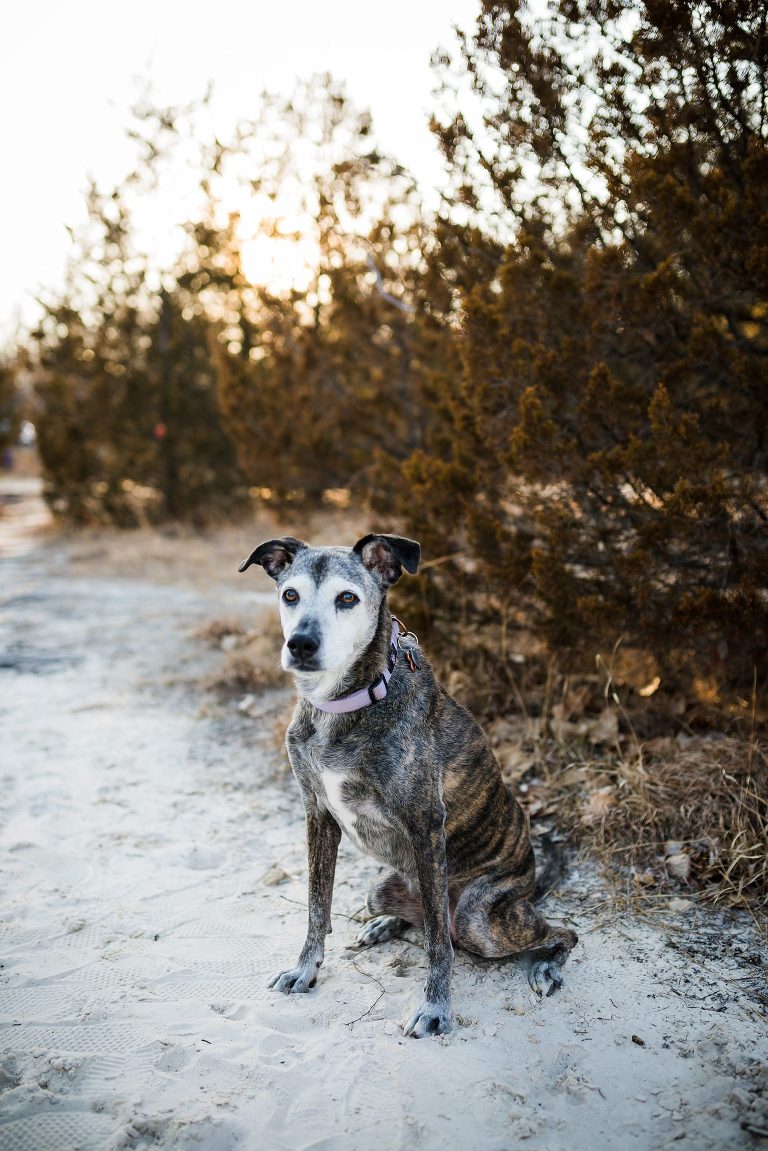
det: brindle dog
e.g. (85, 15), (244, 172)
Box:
(239, 533), (577, 1038)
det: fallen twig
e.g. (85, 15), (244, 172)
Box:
(345, 957), (387, 1027)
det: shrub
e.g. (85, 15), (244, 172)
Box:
(393, 1), (768, 704)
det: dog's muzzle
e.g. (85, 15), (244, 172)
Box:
(286, 630), (322, 670)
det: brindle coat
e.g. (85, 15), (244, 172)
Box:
(239, 533), (577, 1038)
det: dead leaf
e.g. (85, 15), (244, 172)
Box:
(556, 765), (589, 788)
(644, 737), (676, 757)
(261, 866), (290, 887)
(585, 708), (619, 744)
(496, 743), (534, 781)
(446, 670), (471, 697)
(581, 787), (617, 824)
(486, 718), (522, 747)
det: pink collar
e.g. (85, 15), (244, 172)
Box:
(310, 620), (403, 714)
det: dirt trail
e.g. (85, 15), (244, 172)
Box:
(1, 494), (766, 1151)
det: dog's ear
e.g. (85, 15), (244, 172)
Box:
(238, 537), (307, 580)
(353, 534), (421, 588)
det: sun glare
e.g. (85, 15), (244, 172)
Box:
(240, 232), (318, 293)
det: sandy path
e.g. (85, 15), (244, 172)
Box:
(1, 500), (766, 1151)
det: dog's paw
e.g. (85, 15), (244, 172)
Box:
(528, 958), (564, 998)
(403, 1000), (452, 1039)
(267, 963), (319, 994)
(355, 915), (406, 948)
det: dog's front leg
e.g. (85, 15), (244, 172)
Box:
(268, 805), (341, 995)
(403, 800), (453, 1037)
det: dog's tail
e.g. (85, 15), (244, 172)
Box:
(533, 833), (568, 902)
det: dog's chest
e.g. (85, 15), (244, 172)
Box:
(319, 770), (376, 849)
(289, 719), (415, 871)
(315, 767), (412, 870)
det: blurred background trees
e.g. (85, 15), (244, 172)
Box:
(29, 97), (248, 525)
(0, 360), (20, 459)
(14, 2), (768, 709)
(209, 78), (443, 501)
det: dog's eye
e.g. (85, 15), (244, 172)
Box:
(336, 591), (359, 608)
(282, 588), (300, 604)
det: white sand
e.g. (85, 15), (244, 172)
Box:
(1, 497), (766, 1151)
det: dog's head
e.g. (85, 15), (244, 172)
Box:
(238, 534), (420, 676)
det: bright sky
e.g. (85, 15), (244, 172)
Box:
(0, 0), (480, 345)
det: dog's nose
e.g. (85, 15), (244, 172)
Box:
(287, 632), (320, 660)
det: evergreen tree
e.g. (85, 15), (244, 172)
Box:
(398, 0), (768, 698)
(210, 78), (439, 503)
(0, 360), (19, 457)
(29, 100), (245, 524)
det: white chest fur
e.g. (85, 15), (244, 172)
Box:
(320, 770), (361, 846)
(317, 768), (415, 874)
(320, 769), (388, 854)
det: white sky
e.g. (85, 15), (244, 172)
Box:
(0, 0), (480, 345)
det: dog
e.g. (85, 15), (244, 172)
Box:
(239, 533), (577, 1037)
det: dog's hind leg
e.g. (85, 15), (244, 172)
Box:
(355, 870), (424, 947)
(453, 876), (577, 997)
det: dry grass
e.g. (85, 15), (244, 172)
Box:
(545, 737), (768, 915)
(198, 612), (295, 769)
(195, 618), (248, 646)
(62, 505), (374, 588)
(201, 613), (287, 696)
(490, 721), (766, 932)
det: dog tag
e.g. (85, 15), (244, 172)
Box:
(398, 631), (420, 671)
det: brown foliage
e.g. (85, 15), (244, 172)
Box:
(0, 360), (20, 454)
(391, 0), (768, 705)
(209, 80), (443, 504)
